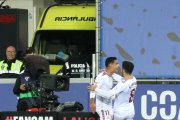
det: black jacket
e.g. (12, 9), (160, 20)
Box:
(13, 70), (35, 96)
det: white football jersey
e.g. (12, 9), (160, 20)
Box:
(95, 76), (137, 120)
(92, 72), (122, 120)
(95, 72), (113, 111)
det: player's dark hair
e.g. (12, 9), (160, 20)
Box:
(105, 57), (117, 67)
(122, 61), (134, 74)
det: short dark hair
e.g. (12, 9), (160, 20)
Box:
(105, 57), (117, 67)
(122, 61), (134, 74)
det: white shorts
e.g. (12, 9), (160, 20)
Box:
(97, 108), (113, 120)
(114, 107), (135, 120)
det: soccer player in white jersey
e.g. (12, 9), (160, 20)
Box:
(89, 61), (137, 120)
(89, 57), (122, 120)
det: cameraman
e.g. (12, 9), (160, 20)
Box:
(13, 55), (49, 111)
(13, 69), (40, 111)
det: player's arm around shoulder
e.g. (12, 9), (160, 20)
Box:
(112, 73), (123, 83)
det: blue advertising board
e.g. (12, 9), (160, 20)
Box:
(134, 84), (180, 119)
(1, 82), (180, 119)
(0, 83), (90, 112)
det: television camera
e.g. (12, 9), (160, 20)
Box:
(24, 55), (83, 112)
(38, 74), (70, 111)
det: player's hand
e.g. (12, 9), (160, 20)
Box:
(88, 84), (97, 91)
(20, 84), (27, 91)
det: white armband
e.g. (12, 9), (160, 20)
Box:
(90, 91), (96, 98)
